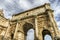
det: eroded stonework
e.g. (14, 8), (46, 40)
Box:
(0, 3), (60, 40)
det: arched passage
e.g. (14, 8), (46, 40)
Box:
(42, 30), (52, 40)
(23, 22), (34, 40)
(26, 29), (34, 40)
(44, 34), (52, 40)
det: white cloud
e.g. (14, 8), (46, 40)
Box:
(18, 0), (50, 12)
(3, 10), (12, 19)
(0, 7), (2, 9)
(50, 0), (60, 17)
(49, 0), (60, 30)
(54, 6), (60, 17)
(5, 0), (13, 3)
(32, 0), (50, 6)
(57, 21), (60, 30)
(0, 0), (60, 30)
(19, 0), (32, 10)
(57, 21), (60, 26)
(0, 0), (50, 19)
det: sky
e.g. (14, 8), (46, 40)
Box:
(0, 0), (60, 29)
(0, 0), (60, 40)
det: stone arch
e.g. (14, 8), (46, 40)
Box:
(23, 22), (34, 40)
(42, 29), (52, 40)
(26, 29), (34, 40)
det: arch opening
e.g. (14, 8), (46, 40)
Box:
(23, 23), (34, 40)
(44, 34), (52, 40)
(26, 29), (34, 40)
(42, 30), (52, 40)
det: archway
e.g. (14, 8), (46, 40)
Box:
(44, 34), (52, 40)
(26, 29), (34, 40)
(23, 22), (34, 40)
(42, 30), (52, 40)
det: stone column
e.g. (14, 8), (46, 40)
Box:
(34, 16), (43, 40)
(39, 28), (43, 40)
(4, 22), (11, 40)
(4, 21), (16, 40)
(47, 10), (59, 40)
(13, 22), (25, 40)
(35, 16), (38, 40)
(13, 22), (18, 40)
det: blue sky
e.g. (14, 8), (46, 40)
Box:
(0, 0), (60, 40)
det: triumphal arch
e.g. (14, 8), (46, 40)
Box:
(0, 3), (60, 40)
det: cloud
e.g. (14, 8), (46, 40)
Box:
(0, 0), (50, 19)
(31, 0), (50, 6)
(57, 21), (60, 30)
(0, 0), (60, 30)
(49, 0), (60, 30)
(0, 0), (60, 29)
(0, 0), (24, 19)
(19, 0), (32, 10)
(50, 0), (60, 17)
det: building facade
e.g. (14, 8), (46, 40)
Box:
(0, 3), (60, 40)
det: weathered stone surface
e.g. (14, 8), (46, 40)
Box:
(0, 3), (60, 40)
